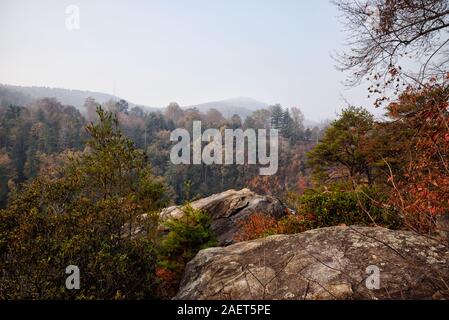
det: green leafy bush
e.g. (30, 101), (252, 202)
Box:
(158, 204), (217, 269)
(293, 185), (402, 229)
(156, 204), (217, 298)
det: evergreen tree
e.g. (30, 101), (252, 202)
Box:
(280, 108), (294, 139)
(0, 106), (169, 299)
(270, 104), (283, 129)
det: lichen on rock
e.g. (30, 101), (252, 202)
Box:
(175, 226), (449, 300)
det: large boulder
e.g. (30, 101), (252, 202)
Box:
(159, 188), (289, 246)
(175, 226), (449, 300)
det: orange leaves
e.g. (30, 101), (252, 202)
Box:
(156, 267), (177, 283)
(155, 267), (180, 299)
(234, 212), (308, 242)
(385, 82), (449, 232)
(234, 213), (277, 242)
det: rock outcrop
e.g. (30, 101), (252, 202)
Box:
(175, 226), (449, 300)
(160, 188), (289, 245)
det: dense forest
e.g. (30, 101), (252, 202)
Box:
(1, 0), (448, 300)
(0, 92), (322, 208)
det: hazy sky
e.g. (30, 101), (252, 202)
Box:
(0, 0), (384, 121)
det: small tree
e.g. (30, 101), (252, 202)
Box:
(307, 107), (377, 186)
(157, 204), (217, 298)
(0, 106), (168, 299)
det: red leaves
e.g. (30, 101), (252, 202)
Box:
(234, 213), (277, 242)
(386, 82), (449, 232)
(156, 267), (177, 282)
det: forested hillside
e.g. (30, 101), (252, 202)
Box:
(0, 84), (156, 114)
(0, 92), (322, 208)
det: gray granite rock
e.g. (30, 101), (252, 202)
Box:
(175, 226), (449, 300)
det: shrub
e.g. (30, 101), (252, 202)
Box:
(156, 204), (217, 298)
(276, 214), (310, 234)
(235, 213), (310, 242)
(294, 185), (402, 229)
(235, 186), (402, 243)
(234, 213), (278, 242)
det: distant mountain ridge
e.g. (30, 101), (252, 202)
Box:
(185, 97), (320, 127)
(0, 83), (159, 113)
(0, 85), (270, 119)
(0, 84), (320, 127)
(186, 97), (269, 119)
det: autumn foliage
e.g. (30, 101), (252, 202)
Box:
(235, 212), (308, 242)
(234, 213), (278, 241)
(385, 82), (449, 232)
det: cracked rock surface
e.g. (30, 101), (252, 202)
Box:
(175, 226), (449, 300)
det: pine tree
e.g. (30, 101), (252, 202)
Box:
(281, 108), (294, 138)
(270, 104), (283, 129)
(0, 106), (169, 299)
